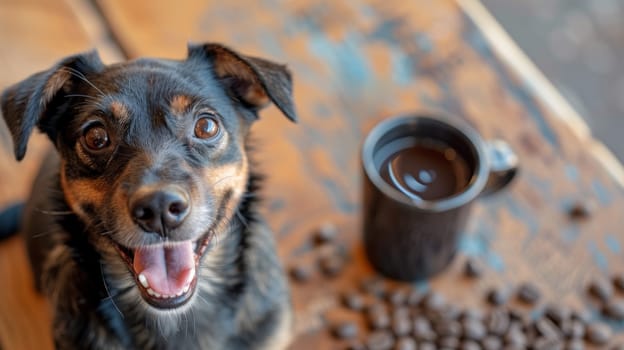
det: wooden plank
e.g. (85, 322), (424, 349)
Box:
(0, 1), (123, 349)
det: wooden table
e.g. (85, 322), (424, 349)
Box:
(1, 0), (623, 348)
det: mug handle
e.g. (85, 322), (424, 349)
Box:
(481, 140), (519, 196)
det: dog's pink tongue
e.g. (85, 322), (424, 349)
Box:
(133, 242), (195, 296)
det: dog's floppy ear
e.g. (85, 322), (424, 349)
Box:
(1, 51), (104, 161)
(188, 43), (298, 122)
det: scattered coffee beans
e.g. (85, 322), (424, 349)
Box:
(331, 321), (359, 339)
(464, 258), (484, 278)
(603, 299), (624, 320)
(613, 273), (624, 292)
(319, 253), (344, 277)
(585, 322), (612, 345)
(516, 282), (541, 304)
(486, 287), (508, 306)
(394, 336), (416, 350)
(568, 200), (594, 219)
(366, 330), (395, 350)
(289, 264), (312, 283)
(342, 291), (366, 311)
(314, 222), (338, 245)
(588, 277), (614, 302)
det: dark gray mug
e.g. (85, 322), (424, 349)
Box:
(361, 113), (518, 281)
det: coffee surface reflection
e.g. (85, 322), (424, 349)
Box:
(379, 138), (470, 201)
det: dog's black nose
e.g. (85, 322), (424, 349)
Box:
(130, 187), (190, 236)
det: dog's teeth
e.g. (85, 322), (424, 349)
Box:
(183, 284), (190, 294)
(146, 288), (156, 297)
(138, 273), (149, 288)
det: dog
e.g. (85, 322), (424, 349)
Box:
(0, 43), (297, 349)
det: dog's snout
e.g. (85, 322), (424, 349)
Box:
(130, 187), (190, 236)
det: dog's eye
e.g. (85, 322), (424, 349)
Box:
(83, 125), (110, 151)
(194, 115), (220, 140)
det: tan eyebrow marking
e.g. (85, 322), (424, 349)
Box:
(110, 100), (130, 124)
(170, 95), (192, 116)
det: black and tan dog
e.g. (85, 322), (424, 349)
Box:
(0, 43), (296, 349)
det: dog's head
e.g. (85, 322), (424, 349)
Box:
(1, 44), (296, 311)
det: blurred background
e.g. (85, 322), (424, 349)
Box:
(483, 0), (624, 162)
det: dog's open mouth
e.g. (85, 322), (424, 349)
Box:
(112, 232), (213, 309)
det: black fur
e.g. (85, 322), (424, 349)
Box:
(1, 43), (296, 349)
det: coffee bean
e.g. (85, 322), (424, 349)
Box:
(289, 263), (313, 282)
(428, 304), (461, 325)
(570, 309), (592, 325)
(487, 308), (510, 335)
(462, 319), (487, 340)
(387, 289), (407, 306)
(412, 317), (436, 341)
(342, 291), (365, 311)
(314, 222), (337, 244)
(391, 314), (411, 337)
(516, 282), (541, 305)
(435, 319), (462, 337)
(331, 321), (359, 339)
(460, 308), (485, 322)
(345, 340), (366, 350)
(419, 342), (436, 350)
(562, 319), (585, 339)
(535, 317), (562, 339)
(319, 254), (344, 277)
(422, 291), (446, 311)
(532, 337), (564, 350)
(367, 330), (395, 350)
(504, 325), (528, 347)
(394, 337), (416, 350)
(460, 340), (481, 350)
(464, 258), (484, 278)
(568, 200), (594, 219)
(565, 340), (584, 350)
(482, 335), (503, 350)
(437, 336), (460, 348)
(544, 304), (571, 327)
(361, 277), (387, 298)
(406, 289), (425, 307)
(368, 311), (391, 330)
(585, 322), (612, 345)
(392, 306), (410, 319)
(588, 278), (614, 302)
(613, 273), (624, 292)
(486, 287), (508, 306)
(603, 299), (624, 320)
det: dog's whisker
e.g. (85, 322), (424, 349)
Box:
(61, 67), (106, 96)
(35, 208), (74, 216)
(99, 261), (125, 319)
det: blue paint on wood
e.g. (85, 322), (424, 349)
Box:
(485, 251), (505, 272)
(503, 197), (539, 236)
(561, 226), (581, 243)
(308, 34), (372, 87)
(321, 179), (357, 213)
(314, 103), (332, 119)
(591, 179), (613, 206)
(588, 241), (608, 271)
(390, 48), (414, 86)
(564, 164), (579, 182)
(415, 33), (434, 54)
(605, 234), (621, 254)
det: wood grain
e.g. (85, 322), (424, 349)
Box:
(0, 0), (623, 348)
